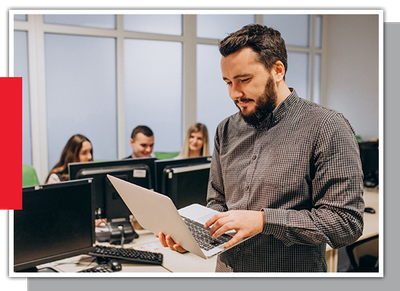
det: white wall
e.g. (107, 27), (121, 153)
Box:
(323, 15), (379, 141)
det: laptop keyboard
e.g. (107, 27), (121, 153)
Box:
(182, 216), (231, 251)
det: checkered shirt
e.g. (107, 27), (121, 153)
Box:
(206, 89), (365, 272)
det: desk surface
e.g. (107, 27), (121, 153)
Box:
(36, 188), (379, 274)
(361, 187), (379, 240)
(37, 229), (216, 274)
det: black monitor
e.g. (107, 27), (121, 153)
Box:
(358, 141), (379, 187)
(154, 157), (212, 209)
(68, 158), (155, 243)
(14, 179), (95, 272)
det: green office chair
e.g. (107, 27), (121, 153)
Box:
(153, 151), (180, 160)
(22, 164), (40, 187)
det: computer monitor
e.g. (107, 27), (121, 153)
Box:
(358, 141), (379, 187)
(14, 179), (95, 272)
(154, 156), (212, 209)
(68, 158), (155, 243)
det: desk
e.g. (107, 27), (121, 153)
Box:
(36, 188), (379, 274)
(325, 187), (379, 272)
(37, 229), (216, 274)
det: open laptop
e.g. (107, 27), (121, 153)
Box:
(107, 174), (255, 259)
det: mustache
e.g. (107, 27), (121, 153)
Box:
(234, 98), (254, 104)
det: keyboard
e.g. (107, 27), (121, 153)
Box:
(88, 245), (163, 265)
(78, 264), (113, 273)
(182, 216), (231, 251)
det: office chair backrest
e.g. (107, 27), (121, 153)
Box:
(22, 164), (40, 187)
(154, 151), (180, 160)
(346, 234), (379, 272)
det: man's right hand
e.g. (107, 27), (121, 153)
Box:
(154, 232), (188, 253)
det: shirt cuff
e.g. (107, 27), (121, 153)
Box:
(261, 208), (288, 240)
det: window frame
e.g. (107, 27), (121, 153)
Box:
(13, 12), (325, 183)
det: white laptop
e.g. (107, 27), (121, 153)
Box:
(107, 174), (255, 259)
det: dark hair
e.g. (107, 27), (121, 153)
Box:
(219, 24), (288, 75)
(131, 125), (154, 140)
(45, 134), (92, 183)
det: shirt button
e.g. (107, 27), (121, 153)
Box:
(252, 155), (257, 160)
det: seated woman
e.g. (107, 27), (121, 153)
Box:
(45, 134), (93, 184)
(176, 123), (210, 159)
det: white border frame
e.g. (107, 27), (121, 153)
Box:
(10, 9), (383, 278)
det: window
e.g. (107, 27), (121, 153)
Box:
(14, 30), (31, 165)
(123, 14), (182, 35)
(197, 14), (255, 39)
(14, 13), (324, 182)
(44, 33), (118, 168)
(124, 39), (183, 153)
(44, 14), (116, 29)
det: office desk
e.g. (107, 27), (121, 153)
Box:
(36, 230), (169, 273)
(325, 187), (379, 272)
(37, 229), (216, 274)
(36, 188), (378, 274)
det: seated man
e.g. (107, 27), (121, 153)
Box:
(124, 125), (154, 159)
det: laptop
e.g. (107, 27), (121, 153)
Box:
(107, 174), (255, 259)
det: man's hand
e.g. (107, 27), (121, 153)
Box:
(204, 210), (265, 248)
(154, 232), (187, 253)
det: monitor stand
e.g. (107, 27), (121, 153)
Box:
(107, 218), (138, 245)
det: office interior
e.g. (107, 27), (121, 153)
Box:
(14, 12), (380, 274)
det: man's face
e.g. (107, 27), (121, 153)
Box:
(221, 47), (278, 126)
(130, 133), (154, 158)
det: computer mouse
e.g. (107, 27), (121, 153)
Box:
(108, 259), (122, 272)
(364, 207), (376, 214)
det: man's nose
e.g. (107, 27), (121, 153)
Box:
(230, 83), (244, 100)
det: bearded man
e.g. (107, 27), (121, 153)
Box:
(157, 24), (364, 273)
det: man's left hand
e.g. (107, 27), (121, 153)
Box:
(204, 210), (265, 248)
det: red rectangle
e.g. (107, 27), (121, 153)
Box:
(0, 77), (22, 210)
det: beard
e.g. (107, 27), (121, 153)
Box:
(236, 76), (278, 128)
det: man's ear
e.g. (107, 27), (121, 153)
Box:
(129, 138), (134, 147)
(273, 61), (286, 83)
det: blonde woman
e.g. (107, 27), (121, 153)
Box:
(176, 123), (210, 159)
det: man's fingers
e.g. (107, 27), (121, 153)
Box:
(204, 212), (229, 229)
(224, 231), (244, 248)
(165, 235), (187, 253)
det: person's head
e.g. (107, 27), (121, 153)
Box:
(129, 125), (154, 158)
(60, 134), (93, 164)
(180, 123), (209, 158)
(219, 24), (290, 127)
(46, 134), (92, 182)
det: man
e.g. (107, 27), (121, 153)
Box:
(158, 24), (364, 272)
(125, 125), (154, 159)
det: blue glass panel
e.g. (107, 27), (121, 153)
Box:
(197, 44), (238, 154)
(15, 31), (32, 165)
(124, 39), (182, 154)
(197, 14), (255, 39)
(123, 14), (182, 35)
(263, 14), (310, 47)
(45, 33), (117, 168)
(286, 51), (309, 99)
(14, 14), (27, 21)
(44, 14), (116, 29)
